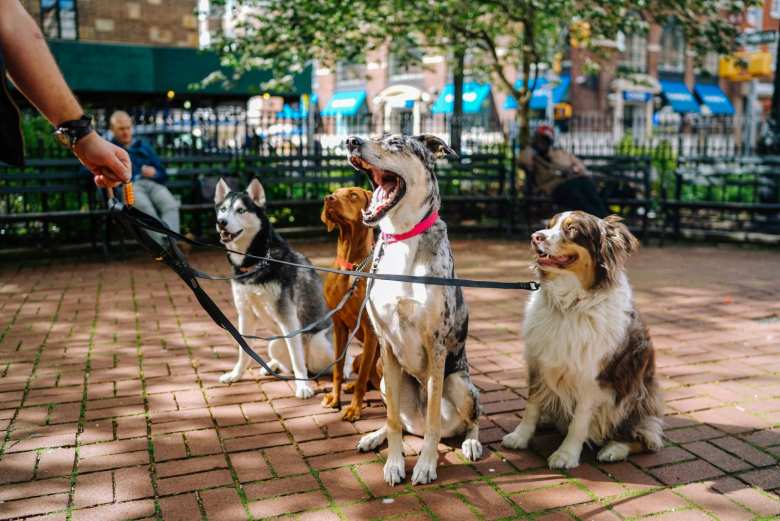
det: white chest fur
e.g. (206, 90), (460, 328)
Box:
(368, 239), (441, 378)
(523, 273), (633, 382)
(231, 280), (284, 331)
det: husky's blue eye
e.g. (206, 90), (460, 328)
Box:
(219, 207), (226, 213)
(237, 208), (246, 214)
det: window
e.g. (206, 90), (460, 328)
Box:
(389, 47), (424, 81)
(336, 61), (366, 85)
(659, 22), (685, 73)
(621, 33), (647, 73)
(702, 52), (720, 77)
(41, 0), (78, 40)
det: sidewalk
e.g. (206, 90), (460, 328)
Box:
(0, 240), (778, 521)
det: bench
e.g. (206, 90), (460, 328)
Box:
(519, 154), (653, 238)
(661, 156), (780, 242)
(0, 158), (108, 253)
(0, 150), (515, 251)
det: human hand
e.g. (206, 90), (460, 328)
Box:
(72, 132), (131, 188)
(141, 165), (156, 178)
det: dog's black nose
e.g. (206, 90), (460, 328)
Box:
(217, 219), (227, 229)
(531, 232), (545, 244)
(346, 136), (363, 152)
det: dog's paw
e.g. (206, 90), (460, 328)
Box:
(259, 360), (282, 376)
(548, 447), (581, 469)
(411, 453), (438, 485)
(295, 383), (315, 399)
(321, 392), (339, 409)
(343, 382), (356, 394)
(502, 427), (533, 450)
(219, 370), (243, 384)
(383, 456), (406, 486)
(341, 403), (362, 422)
(461, 439), (483, 462)
(597, 442), (630, 463)
(357, 428), (386, 452)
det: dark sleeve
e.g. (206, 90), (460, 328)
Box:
(141, 141), (167, 184)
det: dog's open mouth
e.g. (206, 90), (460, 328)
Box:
(349, 156), (406, 224)
(535, 247), (577, 269)
(219, 229), (243, 243)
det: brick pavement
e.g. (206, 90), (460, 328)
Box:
(1, 240), (779, 521)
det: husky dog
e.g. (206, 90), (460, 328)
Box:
(346, 134), (482, 486)
(214, 178), (338, 399)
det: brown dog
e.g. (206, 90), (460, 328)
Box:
(320, 187), (380, 421)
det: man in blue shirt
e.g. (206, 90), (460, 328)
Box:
(110, 111), (181, 244)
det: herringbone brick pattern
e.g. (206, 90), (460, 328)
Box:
(1, 240), (779, 520)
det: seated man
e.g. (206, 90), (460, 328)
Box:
(109, 110), (181, 244)
(519, 125), (608, 217)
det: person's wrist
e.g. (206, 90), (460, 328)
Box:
(54, 115), (94, 149)
(72, 130), (97, 151)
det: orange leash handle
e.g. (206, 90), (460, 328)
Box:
(123, 182), (135, 205)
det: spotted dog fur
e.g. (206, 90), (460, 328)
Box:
(502, 211), (663, 469)
(347, 134), (482, 486)
(214, 178), (339, 399)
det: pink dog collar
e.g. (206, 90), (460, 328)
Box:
(381, 210), (439, 244)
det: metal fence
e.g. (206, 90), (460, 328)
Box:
(22, 106), (761, 160)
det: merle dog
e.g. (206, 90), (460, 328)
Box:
(214, 178), (341, 398)
(346, 135), (482, 485)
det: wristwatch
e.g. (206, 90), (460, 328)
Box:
(54, 115), (94, 148)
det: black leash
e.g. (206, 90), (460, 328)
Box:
(107, 196), (540, 382)
(109, 197), (376, 382)
(109, 198), (541, 292)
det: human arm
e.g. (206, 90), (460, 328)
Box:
(0, 0), (130, 187)
(138, 142), (168, 184)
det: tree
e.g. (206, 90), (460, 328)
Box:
(206, 0), (758, 147)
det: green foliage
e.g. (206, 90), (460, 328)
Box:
(206, 0), (758, 146)
(20, 113), (68, 158)
(615, 133), (678, 200)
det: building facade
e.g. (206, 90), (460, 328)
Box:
(313, 4), (779, 139)
(21, 0), (201, 47)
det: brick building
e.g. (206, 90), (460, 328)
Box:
(21, 0), (200, 47)
(16, 0), (308, 111)
(313, 4), (779, 138)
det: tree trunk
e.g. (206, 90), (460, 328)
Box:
(451, 48), (465, 155)
(772, 26), (780, 125)
(518, 58), (532, 149)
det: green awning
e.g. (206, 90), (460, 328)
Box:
(47, 41), (310, 97)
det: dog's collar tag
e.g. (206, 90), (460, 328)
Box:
(381, 210), (439, 244)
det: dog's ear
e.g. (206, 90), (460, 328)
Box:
(246, 178), (266, 207)
(320, 202), (335, 232)
(597, 215), (639, 287)
(214, 178), (230, 204)
(604, 215), (639, 256)
(414, 134), (458, 160)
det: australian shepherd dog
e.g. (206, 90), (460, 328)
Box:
(502, 211), (663, 469)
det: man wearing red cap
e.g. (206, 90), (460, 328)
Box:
(519, 125), (608, 217)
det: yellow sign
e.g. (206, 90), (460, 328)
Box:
(554, 102), (573, 120)
(719, 51), (773, 81)
(570, 21), (591, 48)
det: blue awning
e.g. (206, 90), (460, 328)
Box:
(504, 75), (571, 110)
(660, 80), (700, 113)
(321, 91), (366, 117)
(431, 82), (492, 114)
(276, 94), (318, 119)
(694, 84), (734, 115)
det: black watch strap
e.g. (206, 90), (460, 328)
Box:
(54, 115), (93, 148)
